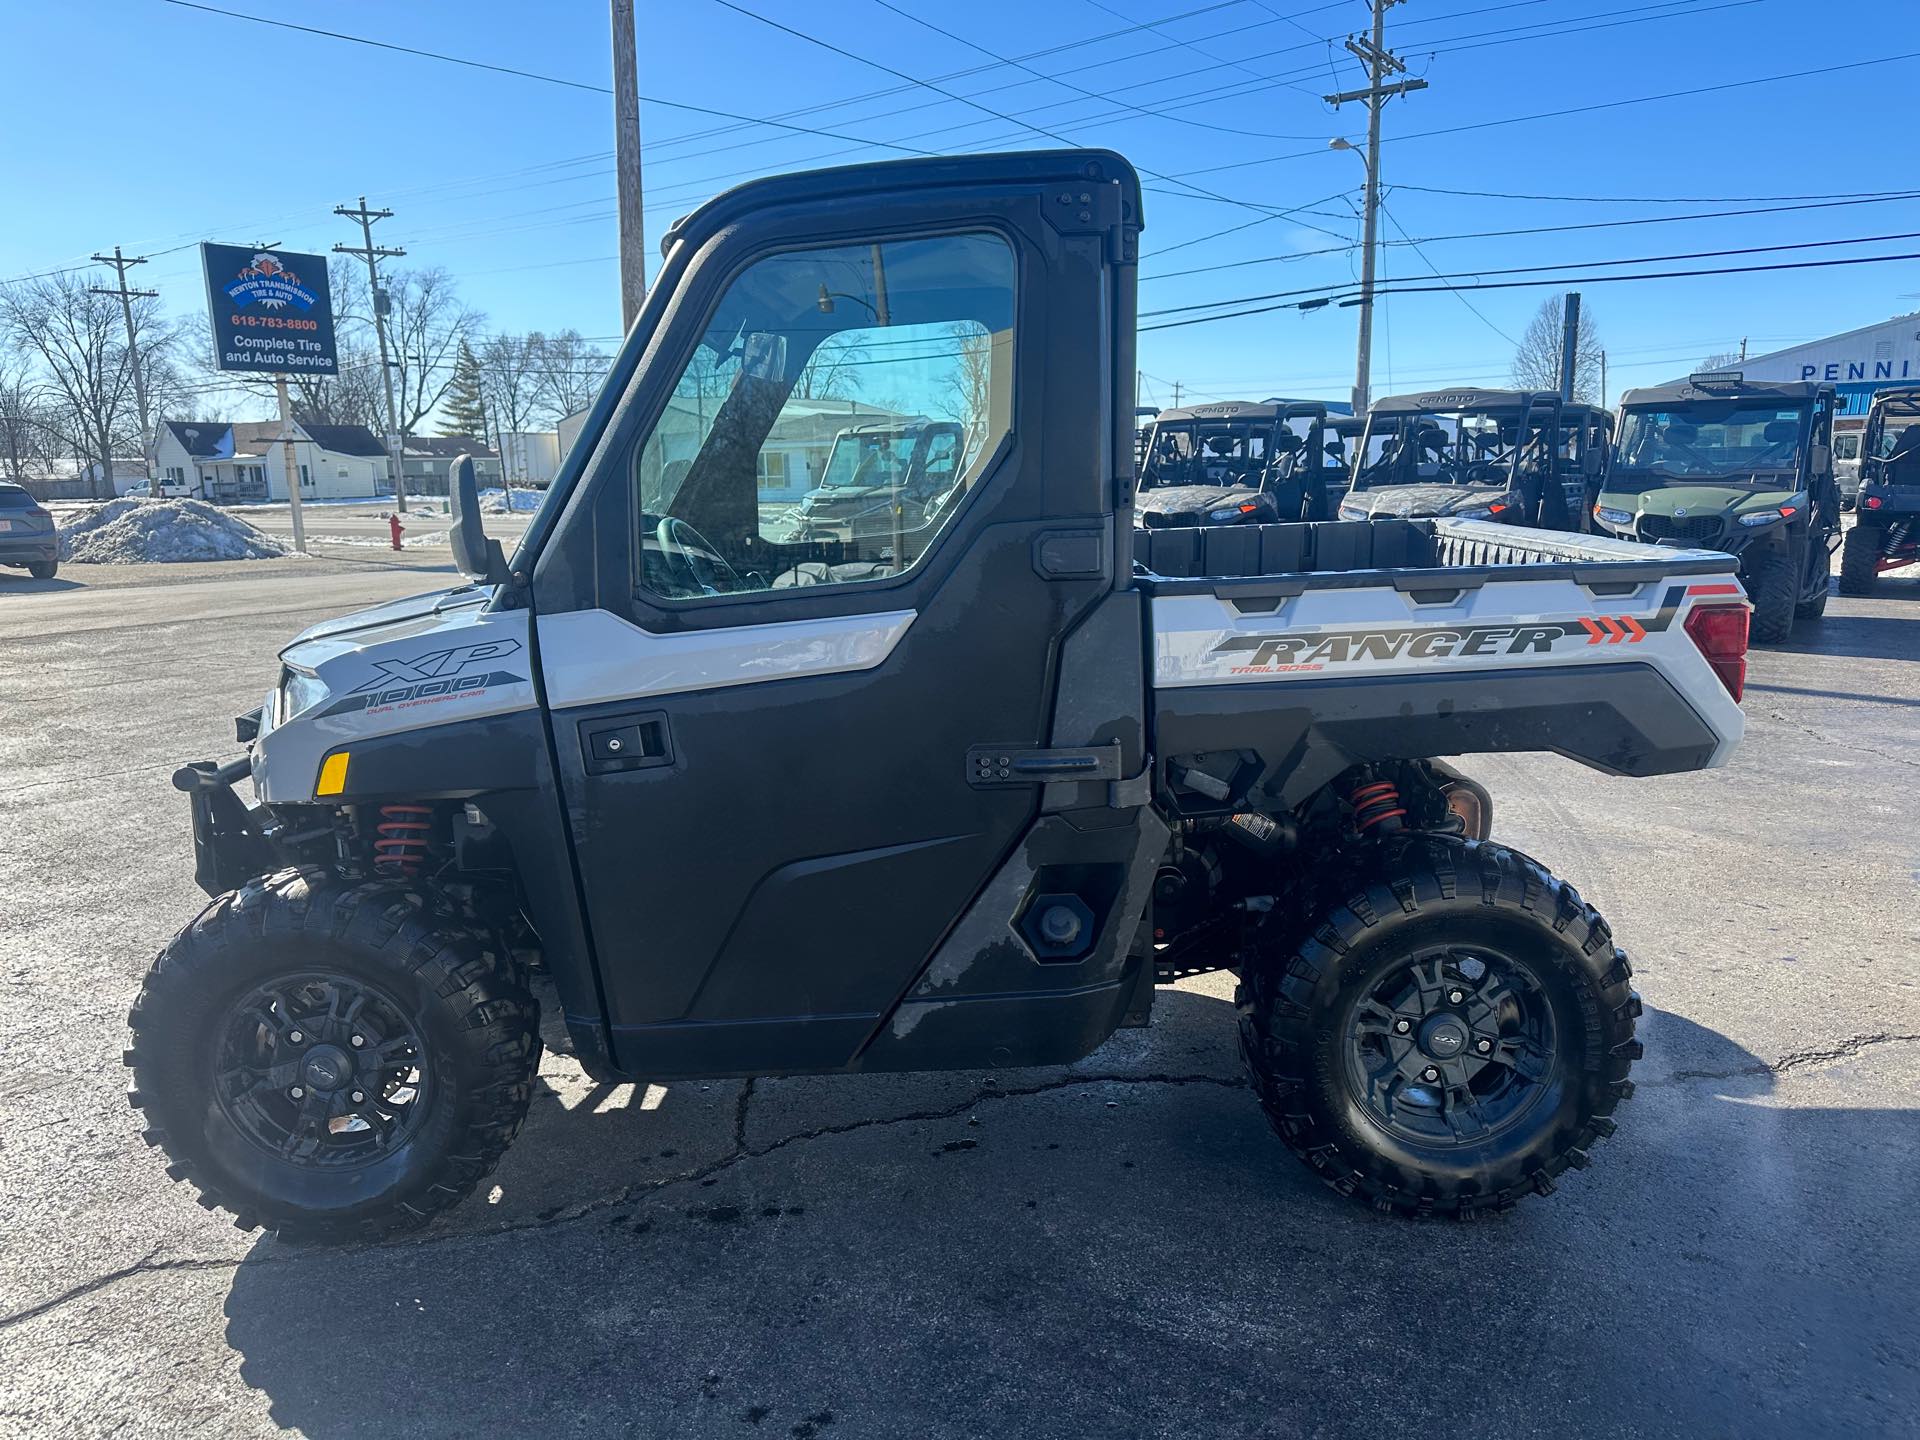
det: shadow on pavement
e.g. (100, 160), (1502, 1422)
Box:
(1767, 598), (1920, 661)
(0, 573), (84, 593)
(220, 998), (1919, 1439)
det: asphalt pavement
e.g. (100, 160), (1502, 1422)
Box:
(0, 556), (1915, 1439)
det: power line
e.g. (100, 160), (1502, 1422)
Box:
(1391, 182), (1920, 206)
(1145, 228), (1920, 317)
(1378, 202), (1516, 346)
(1184, 47), (1920, 178)
(1141, 247), (1920, 330)
(1143, 190), (1920, 281)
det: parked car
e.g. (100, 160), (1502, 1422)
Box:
(0, 482), (59, 579)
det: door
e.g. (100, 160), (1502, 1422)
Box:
(529, 152), (1145, 1077)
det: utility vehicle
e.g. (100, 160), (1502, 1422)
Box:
(1595, 374), (1842, 640)
(1136, 400), (1348, 529)
(1833, 423), (1864, 509)
(0, 482), (59, 578)
(780, 418), (969, 546)
(1338, 388), (1606, 531)
(1839, 385), (1920, 593)
(129, 150), (1752, 1239)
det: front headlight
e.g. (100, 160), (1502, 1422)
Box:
(1451, 505), (1494, 520)
(1738, 507), (1789, 527)
(1593, 505), (1634, 528)
(1338, 502), (1367, 520)
(278, 667), (330, 721)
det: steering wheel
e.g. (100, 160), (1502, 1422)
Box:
(655, 515), (742, 594)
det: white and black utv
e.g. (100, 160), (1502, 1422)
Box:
(129, 150), (1752, 1240)
(1340, 388), (1609, 531)
(1135, 400), (1348, 529)
(1839, 385), (1920, 594)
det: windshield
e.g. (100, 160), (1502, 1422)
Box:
(1616, 403), (1809, 481)
(1833, 432), (1861, 461)
(1355, 408), (1553, 489)
(1141, 421), (1268, 488)
(820, 429), (919, 488)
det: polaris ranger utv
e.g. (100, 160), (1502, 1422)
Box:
(1338, 388), (1605, 530)
(128, 150), (1752, 1239)
(1136, 400), (1347, 529)
(779, 418), (970, 546)
(1838, 385), (1920, 593)
(1594, 374), (1842, 641)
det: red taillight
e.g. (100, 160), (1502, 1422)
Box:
(1865, 494), (1884, 509)
(1684, 603), (1749, 703)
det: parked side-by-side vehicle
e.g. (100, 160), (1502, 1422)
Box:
(1134, 400), (1350, 529)
(1338, 387), (1610, 531)
(128, 149), (1752, 1240)
(1839, 384), (1920, 594)
(1593, 374), (1842, 641)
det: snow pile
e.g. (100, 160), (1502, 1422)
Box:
(59, 499), (288, 564)
(479, 487), (544, 514)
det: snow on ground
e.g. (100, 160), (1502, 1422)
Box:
(59, 499), (287, 564)
(480, 487), (544, 514)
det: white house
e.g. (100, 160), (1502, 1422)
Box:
(156, 421), (388, 502)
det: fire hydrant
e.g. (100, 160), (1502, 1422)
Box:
(387, 513), (405, 551)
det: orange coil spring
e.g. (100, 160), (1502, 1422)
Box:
(374, 804), (434, 875)
(1349, 779), (1407, 833)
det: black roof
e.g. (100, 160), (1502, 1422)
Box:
(164, 421), (229, 457)
(662, 148), (1143, 258)
(1152, 401), (1292, 424)
(1865, 385), (1920, 416)
(1367, 386), (1560, 418)
(301, 424), (386, 457)
(1620, 378), (1834, 408)
(407, 435), (494, 457)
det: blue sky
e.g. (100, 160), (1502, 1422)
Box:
(4, 0), (1916, 412)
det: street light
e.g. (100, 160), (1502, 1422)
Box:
(1330, 137), (1379, 418)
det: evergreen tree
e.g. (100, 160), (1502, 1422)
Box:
(439, 340), (488, 441)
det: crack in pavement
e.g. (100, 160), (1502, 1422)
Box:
(1658, 1031), (1920, 1085)
(1758, 709), (1920, 772)
(0, 1070), (1243, 1333)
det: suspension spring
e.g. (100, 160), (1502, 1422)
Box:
(373, 804), (434, 876)
(1349, 778), (1407, 835)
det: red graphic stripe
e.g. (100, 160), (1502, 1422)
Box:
(1687, 583), (1742, 596)
(1580, 618), (1607, 644)
(1620, 615), (1647, 642)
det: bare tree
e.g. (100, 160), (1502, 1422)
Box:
(1696, 351), (1744, 374)
(478, 333), (547, 439)
(535, 329), (611, 424)
(0, 347), (53, 482)
(792, 334), (868, 401)
(380, 267), (483, 440)
(0, 272), (174, 498)
(1510, 297), (1604, 404)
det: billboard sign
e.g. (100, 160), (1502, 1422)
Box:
(201, 244), (338, 375)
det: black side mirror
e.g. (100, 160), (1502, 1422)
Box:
(449, 455), (508, 584)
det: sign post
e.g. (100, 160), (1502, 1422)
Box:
(201, 244), (339, 553)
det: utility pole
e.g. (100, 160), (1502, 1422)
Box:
(1739, 336), (1748, 362)
(89, 247), (158, 494)
(333, 198), (410, 513)
(1171, 380), (1183, 407)
(611, 0), (646, 330)
(1600, 349), (1609, 409)
(1326, 1), (1427, 417)
(1558, 292), (1583, 401)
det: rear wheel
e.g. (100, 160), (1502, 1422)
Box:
(1839, 523), (1880, 595)
(1746, 545), (1799, 642)
(27, 560), (56, 579)
(126, 869), (540, 1241)
(1237, 838), (1638, 1217)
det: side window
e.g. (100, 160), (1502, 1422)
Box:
(632, 231), (1015, 600)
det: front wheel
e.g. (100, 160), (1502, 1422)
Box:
(1237, 838), (1639, 1217)
(126, 870), (541, 1241)
(1746, 545), (1799, 643)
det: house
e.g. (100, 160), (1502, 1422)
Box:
(72, 459), (149, 496)
(155, 421), (387, 503)
(400, 436), (502, 496)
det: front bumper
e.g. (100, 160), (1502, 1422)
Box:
(173, 756), (276, 896)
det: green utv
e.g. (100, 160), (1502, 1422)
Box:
(1839, 386), (1920, 594)
(1593, 375), (1842, 642)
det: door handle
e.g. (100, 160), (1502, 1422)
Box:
(580, 712), (674, 776)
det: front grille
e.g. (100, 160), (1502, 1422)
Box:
(1638, 513), (1724, 545)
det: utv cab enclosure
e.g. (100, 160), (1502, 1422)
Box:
(131, 150), (1751, 1240)
(1339, 387), (1604, 531)
(1595, 374), (1842, 640)
(1135, 399), (1345, 529)
(1839, 384), (1920, 594)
